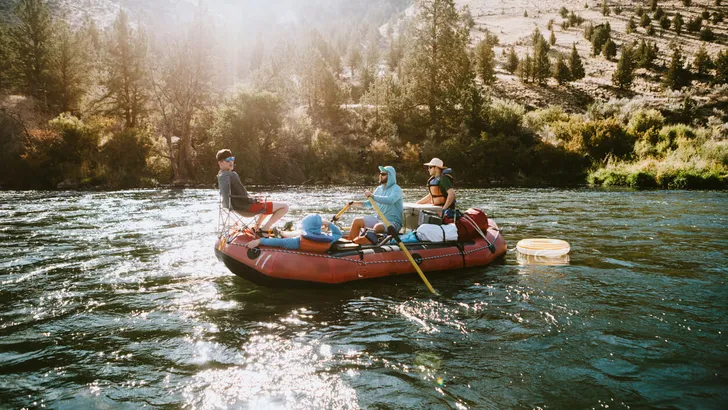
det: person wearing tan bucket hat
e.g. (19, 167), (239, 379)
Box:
(417, 158), (456, 217)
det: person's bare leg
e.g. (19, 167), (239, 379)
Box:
(260, 202), (288, 231)
(347, 217), (366, 240)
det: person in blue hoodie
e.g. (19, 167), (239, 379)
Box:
(345, 165), (404, 244)
(245, 214), (342, 252)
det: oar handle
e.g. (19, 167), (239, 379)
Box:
(367, 197), (438, 295)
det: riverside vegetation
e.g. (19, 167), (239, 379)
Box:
(0, 0), (726, 190)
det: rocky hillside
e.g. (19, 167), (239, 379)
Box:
(458, 0), (728, 113)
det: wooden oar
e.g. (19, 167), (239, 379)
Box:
(331, 201), (354, 223)
(367, 197), (438, 295)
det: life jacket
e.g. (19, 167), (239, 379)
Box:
(299, 235), (334, 253)
(427, 168), (454, 207)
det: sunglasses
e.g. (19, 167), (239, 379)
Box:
(224, 157), (235, 162)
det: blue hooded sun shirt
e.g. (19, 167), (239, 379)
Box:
(363, 165), (403, 229)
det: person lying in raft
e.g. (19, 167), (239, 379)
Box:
(216, 148), (289, 237)
(345, 165), (403, 244)
(245, 214), (342, 252)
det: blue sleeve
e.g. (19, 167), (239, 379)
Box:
(260, 237), (302, 249)
(329, 224), (342, 242)
(372, 186), (402, 205)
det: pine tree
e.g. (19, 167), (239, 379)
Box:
(547, 19), (554, 31)
(101, 10), (149, 129)
(714, 50), (728, 84)
(569, 43), (585, 80)
(518, 53), (533, 83)
(602, 39), (617, 60)
(591, 25), (610, 56)
(659, 15), (671, 30)
(50, 17), (88, 113)
(636, 6), (644, 17)
(524, 10), (528, 18)
(0, 23), (14, 92)
(475, 37), (496, 84)
(640, 13), (652, 28)
(612, 45), (634, 89)
(531, 29), (551, 84)
(346, 43), (362, 78)
(654, 7), (664, 20)
(9, 0), (55, 108)
(693, 44), (713, 75)
(559, 7), (569, 18)
(673, 13), (684, 35)
(404, 0), (474, 139)
(627, 17), (637, 33)
(664, 47), (691, 90)
(505, 46), (519, 74)
(601, 0), (610, 16)
(553, 53), (571, 84)
(646, 24), (655, 36)
(549, 30), (556, 46)
(584, 22), (594, 40)
(635, 40), (659, 69)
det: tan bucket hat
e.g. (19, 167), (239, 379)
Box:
(423, 158), (446, 169)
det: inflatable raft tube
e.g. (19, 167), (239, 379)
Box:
(516, 238), (570, 258)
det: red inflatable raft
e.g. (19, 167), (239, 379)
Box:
(214, 219), (506, 287)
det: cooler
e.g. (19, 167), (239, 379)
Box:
(402, 202), (442, 232)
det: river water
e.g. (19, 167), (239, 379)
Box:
(1, 187), (726, 409)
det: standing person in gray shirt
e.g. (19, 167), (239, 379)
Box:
(216, 149), (289, 236)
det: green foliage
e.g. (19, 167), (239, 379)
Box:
(10, 0), (54, 108)
(591, 25), (610, 56)
(640, 13), (652, 28)
(602, 39), (617, 60)
(654, 7), (664, 20)
(636, 6), (645, 17)
(628, 109), (665, 137)
(701, 10), (710, 20)
(612, 46), (634, 89)
(547, 19), (554, 31)
(403, 0), (474, 140)
(518, 53), (533, 83)
(673, 13), (684, 35)
(713, 11), (724, 24)
(531, 29), (551, 84)
(552, 117), (636, 162)
(699, 27), (715, 42)
(100, 128), (150, 188)
(685, 17), (702, 33)
(0, 23), (14, 92)
(626, 17), (637, 34)
(650, 0), (658, 12)
(659, 15), (671, 30)
(601, 0), (610, 16)
(505, 46), (519, 74)
(475, 37), (496, 85)
(559, 7), (568, 18)
(524, 10), (528, 18)
(584, 22), (593, 40)
(693, 44), (713, 75)
(646, 24), (655, 36)
(549, 30), (556, 46)
(635, 39), (659, 69)
(553, 53), (571, 85)
(569, 43), (586, 80)
(614, 6), (622, 15)
(664, 48), (691, 90)
(714, 50), (728, 84)
(682, 0), (691, 6)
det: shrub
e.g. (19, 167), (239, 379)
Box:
(699, 27), (715, 42)
(100, 128), (150, 188)
(484, 100), (525, 136)
(628, 109), (665, 137)
(627, 171), (658, 188)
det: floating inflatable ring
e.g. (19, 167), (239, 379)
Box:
(516, 238), (570, 257)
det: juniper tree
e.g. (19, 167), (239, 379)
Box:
(569, 43), (586, 80)
(559, 7), (569, 18)
(550, 30), (556, 46)
(602, 38), (617, 60)
(654, 7), (664, 20)
(627, 17), (637, 33)
(518, 53), (533, 83)
(682, 0), (691, 6)
(475, 37), (496, 84)
(714, 50), (728, 84)
(532, 29), (551, 84)
(553, 53), (571, 84)
(636, 6), (644, 17)
(686, 17), (701, 33)
(640, 13), (651, 28)
(693, 44), (713, 75)
(505, 46), (519, 74)
(699, 27), (715, 42)
(673, 13), (684, 35)
(601, 0), (610, 16)
(650, 0), (658, 12)
(10, 0), (55, 108)
(646, 24), (655, 36)
(659, 15), (671, 30)
(612, 45), (635, 89)
(664, 47), (691, 90)
(591, 25), (610, 56)
(547, 19), (554, 31)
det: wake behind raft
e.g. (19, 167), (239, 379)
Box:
(214, 207), (507, 288)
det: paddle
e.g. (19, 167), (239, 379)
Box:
(367, 197), (438, 295)
(331, 201), (354, 223)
